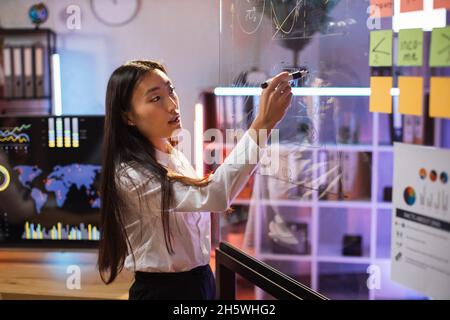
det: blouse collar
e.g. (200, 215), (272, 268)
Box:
(154, 147), (171, 167)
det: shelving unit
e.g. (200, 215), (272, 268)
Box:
(202, 91), (431, 300)
(0, 28), (57, 115)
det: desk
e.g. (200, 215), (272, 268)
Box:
(0, 250), (133, 300)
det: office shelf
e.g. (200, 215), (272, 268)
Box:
(378, 202), (393, 210)
(255, 199), (313, 207)
(0, 28), (56, 115)
(258, 253), (312, 262)
(318, 200), (372, 209)
(316, 256), (372, 264)
(204, 88), (439, 300)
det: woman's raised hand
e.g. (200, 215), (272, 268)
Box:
(254, 71), (293, 131)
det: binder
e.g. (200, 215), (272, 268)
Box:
(3, 47), (13, 98)
(412, 103), (434, 146)
(23, 47), (34, 98)
(403, 100), (435, 146)
(34, 46), (45, 97)
(341, 152), (371, 200)
(324, 151), (340, 200)
(12, 47), (24, 98)
(0, 42), (4, 98)
(390, 96), (403, 143)
(402, 115), (415, 144)
(413, 115), (425, 145)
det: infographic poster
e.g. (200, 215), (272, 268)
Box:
(392, 143), (450, 299)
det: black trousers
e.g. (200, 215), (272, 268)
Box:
(129, 264), (216, 300)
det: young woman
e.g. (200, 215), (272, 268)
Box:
(98, 60), (293, 300)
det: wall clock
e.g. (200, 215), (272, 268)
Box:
(91, 0), (140, 27)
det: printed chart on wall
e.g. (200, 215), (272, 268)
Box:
(392, 143), (450, 299)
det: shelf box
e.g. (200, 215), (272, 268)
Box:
(318, 262), (370, 300)
(260, 206), (312, 256)
(260, 259), (312, 299)
(376, 209), (392, 259)
(378, 151), (394, 202)
(315, 150), (372, 201)
(318, 208), (371, 258)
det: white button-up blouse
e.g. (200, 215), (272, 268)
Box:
(116, 130), (265, 273)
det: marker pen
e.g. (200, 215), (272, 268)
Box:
(261, 70), (309, 89)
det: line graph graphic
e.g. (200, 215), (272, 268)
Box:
(0, 124), (32, 144)
(1, 124), (31, 134)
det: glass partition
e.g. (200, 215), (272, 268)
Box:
(214, 0), (449, 299)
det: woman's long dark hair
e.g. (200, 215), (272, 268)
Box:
(98, 60), (209, 284)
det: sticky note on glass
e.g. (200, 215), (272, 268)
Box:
(434, 0), (450, 9)
(430, 27), (450, 67)
(370, 77), (392, 114)
(370, 0), (393, 17)
(370, 30), (393, 67)
(400, 0), (423, 12)
(430, 77), (450, 119)
(398, 29), (423, 66)
(398, 77), (423, 116)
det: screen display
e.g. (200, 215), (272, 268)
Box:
(0, 116), (103, 248)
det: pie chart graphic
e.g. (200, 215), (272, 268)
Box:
(403, 186), (416, 206)
(419, 168), (427, 180)
(0, 165), (11, 192)
(441, 172), (448, 184)
(430, 170), (437, 182)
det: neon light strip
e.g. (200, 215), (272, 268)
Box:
(194, 103), (204, 178)
(214, 87), (400, 97)
(52, 54), (62, 116)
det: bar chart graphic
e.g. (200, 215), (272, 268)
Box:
(48, 117), (79, 148)
(22, 221), (100, 240)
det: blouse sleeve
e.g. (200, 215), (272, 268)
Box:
(117, 130), (267, 214)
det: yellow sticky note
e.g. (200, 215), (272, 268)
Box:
(429, 77), (450, 119)
(370, 76), (392, 113)
(398, 77), (423, 116)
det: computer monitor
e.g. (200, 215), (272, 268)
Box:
(0, 116), (103, 248)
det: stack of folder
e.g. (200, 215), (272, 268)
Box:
(0, 44), (47, 99)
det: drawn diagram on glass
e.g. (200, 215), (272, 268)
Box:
(235, 0), (351, 40)
(236, 0), (266, 35)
